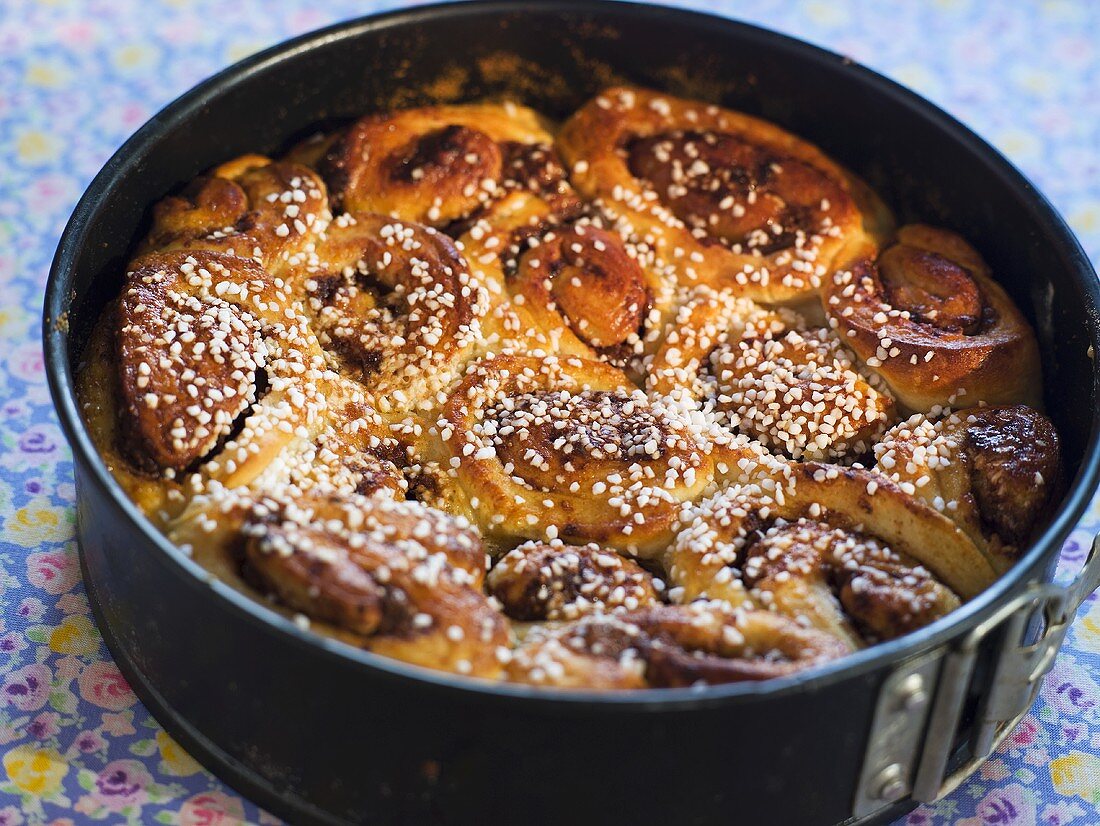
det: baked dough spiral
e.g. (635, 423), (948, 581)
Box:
(457, 190), (674, 376)
(649, 286), (894, 460)
(305, 212), (489, 417)
(875, 405), (1061, 567)
(824, 225), (1042, 411)
(665, 464), (994, 647)
(106, 250), (330, 494)
(487, 540), (663, 621)
(558, 87), (871, 304)
(312, 102), (572, 229)
(507, 601), (850, 689)
(140, 155), (330, 284)
(430, 354), (716, 557)
(240, 492), (508, 677)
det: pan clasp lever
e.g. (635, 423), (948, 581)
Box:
(852, 533), (1100, 820)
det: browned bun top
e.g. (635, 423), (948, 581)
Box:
(79, 89), (1056, 688)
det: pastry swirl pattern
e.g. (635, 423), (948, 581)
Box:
(78, 89), (1059, 689)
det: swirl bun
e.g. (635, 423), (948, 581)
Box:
(306, 213), (488, 417)
(650, 286), (894, 460)
(432, 354), (715, 556)
(665, 464), (995, 646)
(507, 602), (849, 688)
(875, 405), (1060, 566)
(112, 250), (329, 489)
(558, 87), (872, 304)
(142, 156), (330, 282)
(824, 225), (1042, 411)
(240, 493), (507, 677)
(487, 540), (662, 621)
(315, 102), (569, 229)
(458, 191), (673, 375)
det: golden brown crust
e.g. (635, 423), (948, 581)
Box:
(433, 354), (715, 557)
(456, 190), (676, 377)
(875, 405), (1061, 566)
(824, 225), (1042, 412)
(557, 87), (872, 304)
(78, 87), (1060, 690)
(743, 520), (960, 645)
(114, 250), (330, 488)
(316, 102), (557, 227)
(306, 213), (488, 417)
(648, 286), (893, 460)
(487, 541), (662, 621)
(507, 602), (849, 688)
(241, 494), (505, 677)
(141, 158), (331, 284)
(665, 464), (994, 645)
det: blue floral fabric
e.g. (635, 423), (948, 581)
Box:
(0, 1), (1097, 823)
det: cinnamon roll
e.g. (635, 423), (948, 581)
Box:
(665, 464), (995, 647)
(305, 212), (488, 417)
(140, 155), (330, 283)
(78, 87), (1062, 690)
(82, 250), (330, 504)
(874, 405), (1061, 567)
(649, 285), (894, 460)
(824, 225), (1042, 411)
(240, 493), (507, 677)
(312, 102), (573, 230)
(487, 540), (663, 621)
(507, 601), (849, 689)
(430, 354), (715, 556)
(457, 191), (674, 375)
(558, 87), (872, 304)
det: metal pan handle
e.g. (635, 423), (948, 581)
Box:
(853, 532), (1100, 818)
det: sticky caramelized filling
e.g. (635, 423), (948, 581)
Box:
(626, 129), (827, 253)
(742, 518), (959, 642)
(878, 243), (986, 334)
(487, 389), (674, 491)
(964, 406), (1061, 546)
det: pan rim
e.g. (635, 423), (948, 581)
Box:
(43, 0), (1100, 706)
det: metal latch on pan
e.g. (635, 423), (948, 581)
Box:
(852, 533), (1100, 820)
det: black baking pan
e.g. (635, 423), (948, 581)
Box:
(43, 2), (1100, 825)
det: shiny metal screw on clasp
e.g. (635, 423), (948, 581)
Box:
(852, 533), (1100, 820)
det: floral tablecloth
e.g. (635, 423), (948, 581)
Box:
(0, 1), (1098, 823)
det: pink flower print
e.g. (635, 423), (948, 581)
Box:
(179, 791), (246, 826)
(0, 632), (27, 656)
(1042, 661), (1099, 715)
(28, 175), (74, 215)
(1024, 747), (1051, 767)
(974, 784), (1036, 825)
(0, 805), (23, 826)
(26, 711), (61, 740)
(2, 663), (51, 712)
(55, 593), (88, 615)
(73, 729), (107, 754)
(77, 662), (135, 711)
(57, 21), (96, 47)
(26, 550), (78, 595)
(980, 757), (1011, 782)
(77, 760), (151, 814)
(1007, 716), (1040, 749)
(9, 344), (45, 383)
